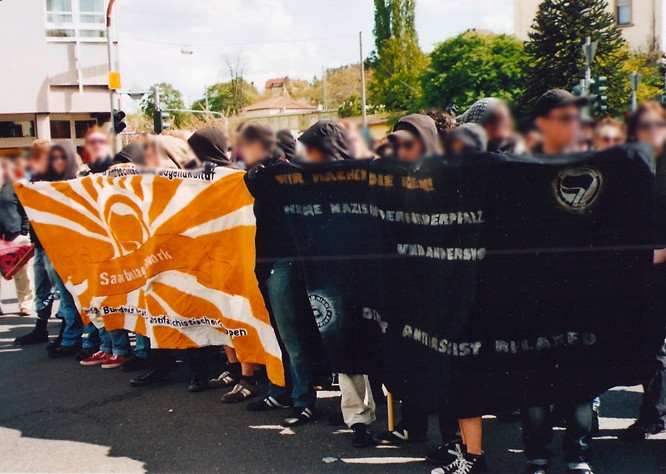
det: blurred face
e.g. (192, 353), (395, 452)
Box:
(144, 142), (159, 170)
(635, 110), (666, 152)
(1, 159), (14, 182)
(236, 140), (267, 167)
(50, 149), (67, 174)
(393, 137), (424, 163)
(85, 132), (110, 162)
(536, 105), (581, 152)
(485, 104), (513, 142)
(593, 125), (624, 151)
(305, 146), (327, 163)
(29, 149), (49, 175)
(13, 158), (27, 180)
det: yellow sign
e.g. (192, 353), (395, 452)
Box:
(108, 71), (121, 90)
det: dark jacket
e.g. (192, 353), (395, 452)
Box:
(0, 181), (29, 241)
(113, 142), (146, 166)
(86, 155), (114, 175)
(188, 127), (238, 169)
(298, 120), (353, 161)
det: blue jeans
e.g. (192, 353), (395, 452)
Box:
(43, 253), (82, 347)
(86, 325), (130, 356)
(33, 248), (55, 320)
(134, 333), (150, 359)
(522, 402), (593, 465)
(262, 260), (318, 408)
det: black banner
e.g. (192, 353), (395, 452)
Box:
(251, 144), (663, 416)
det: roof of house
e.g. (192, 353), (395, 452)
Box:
(264, 78), (286, 89)
(245, 97), (316, 112)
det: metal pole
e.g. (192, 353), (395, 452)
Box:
(584, 36), (591, 95)
(204, 84), (209, 111)
(322, 67), (327, 110)
(106, 0), (118, 153)
(359, 31), (367, 128)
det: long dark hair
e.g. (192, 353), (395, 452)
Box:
(626, 101), (666, 142)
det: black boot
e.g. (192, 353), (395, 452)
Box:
(14, 319), (49, 345)
(46, 318), (66, 351)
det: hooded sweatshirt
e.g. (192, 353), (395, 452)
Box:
(46, 141), (80, 182)
(298, 120), (353, 161)
(276, 129), (297, 161)
(390, 114), (442, 157)
(113, 142), (146, 166)
(187, 127), (237, 169)
(152, 135), (199, 170)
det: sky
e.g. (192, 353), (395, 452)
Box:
(114, 0), (514, 107)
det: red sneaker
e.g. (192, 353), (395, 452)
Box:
(101, 354), (128, 369)
(80, 350), (112, 366)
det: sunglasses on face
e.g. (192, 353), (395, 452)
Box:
(87, 138), (108, 145)
(637, 121), (666, 131)
(600, 135), (621, 144)
(52, 154), (66, 161)
(394, 141), (415, 151)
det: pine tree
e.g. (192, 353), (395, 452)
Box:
(521, 0), (626, 115)
(369, 0), (427, 111)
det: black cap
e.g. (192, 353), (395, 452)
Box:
(533, 89), (589, 118)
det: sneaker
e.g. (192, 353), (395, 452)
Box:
(373, 427), (425, 446)
(48, 343), (81, 358)
(566, 462), (593, 474)
(522, 462), (551, 474)
(220, 380), (258, 403)
(80, 350), (112, 366)
(247, 395), (292, 412)
(426, 440), (465, 465)
(208, 371), (238, 389)
(130, 368), (170, 387)
(351, 423), (374, 448)
(101, 354), (128, 369)
(622, 420), (664, 441)
(46, 319), (66, 351)
(284, 406), (316, 427)
(431, 444), (488, 474)
(188, 377), (208, 393)
(76, 346), (101, 362)
(121, 356), (149, 372)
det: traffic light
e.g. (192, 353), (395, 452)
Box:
(589, 76), (608, 117)
(153, 110), (170, 134)
(113, 109), (126, 134)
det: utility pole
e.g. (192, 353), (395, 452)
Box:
(322, 67), (327, 110)
(359, 31), (367, 128)
(582, 36), (597, 96)
(105, 0), (119, 153)
(628, 71), (642, 113)
(204, 84), (209, 111)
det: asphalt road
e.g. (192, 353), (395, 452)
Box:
(1, 281), (666, 473)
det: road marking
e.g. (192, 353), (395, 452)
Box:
(340, 456), (425, 464)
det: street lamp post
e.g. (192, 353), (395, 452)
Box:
(106, 0), (118, 152)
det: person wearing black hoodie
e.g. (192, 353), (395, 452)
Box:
(237, 124), (321, 426)
(41, 142), (87, 358)
(276, 129), (297, 161)
(298, 120), (354, 162)
(187, 126), (236, 168)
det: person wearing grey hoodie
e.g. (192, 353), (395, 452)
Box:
(386, 114), (442, 162)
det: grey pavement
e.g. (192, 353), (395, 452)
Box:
(1, 279), (666, 473)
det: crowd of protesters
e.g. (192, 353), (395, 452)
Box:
(1, 88), (666, 474)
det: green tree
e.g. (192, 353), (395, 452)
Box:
(192, 79), (259, 115)
(521, 0), (626, 115)
(141, 83), (188, 128)
(617, 46), (664, 106)
(421, 32), (527, 111)
(369, 0), (427, 111)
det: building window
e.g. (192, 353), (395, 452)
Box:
(617, 0), (632, 26)
(50, 120), (72, 139)
(46, 0), (106, 41)
(0, 121), (35, 139)
(75, 120), (97, 138)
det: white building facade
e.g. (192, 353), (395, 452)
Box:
(514, 0), (663, 51)
(0, 0), (117, 152)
